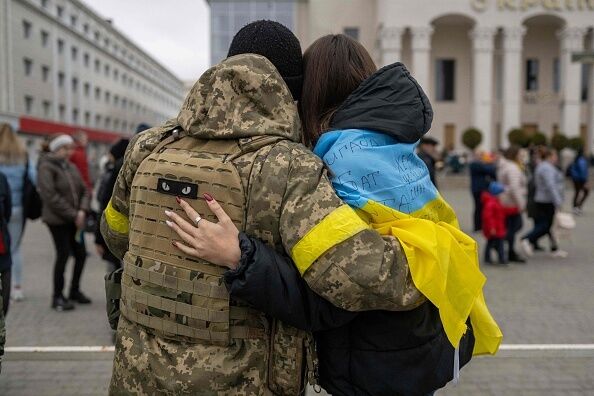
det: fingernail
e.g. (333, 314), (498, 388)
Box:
(172, 241), (177, 247)
(204, 193), (213, 202)
(164, 210), (172, 217)
(175, 196), (181, 204)
(165, 220), (173, 227)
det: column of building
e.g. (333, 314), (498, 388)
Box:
(501, 26), (526, 144)
(379, 26), (403, 66)
(558, 26), (586, 137)
(470, 26), (497, 151)
(410, 26), (434, 94)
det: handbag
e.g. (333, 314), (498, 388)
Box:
(22, 159), (42, 220)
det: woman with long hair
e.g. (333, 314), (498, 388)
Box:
(166, 35), (501, 395)
(0, 124), (33, 302)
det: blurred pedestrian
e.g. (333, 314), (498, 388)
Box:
(481, 181), (518, 265)
(497, 145), (527, 263)
(569, 148), (589, 215)
(0, 171), (12, 314)
(521, 148), (565, 258)
(38, 135), (91, 311)
(95, 139), (129, 270)
(469, 151), (497, 231)
(0, 123), (36, 301)
(418, 136), (439, 187)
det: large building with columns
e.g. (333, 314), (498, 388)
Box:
(209, 0), (594, 152)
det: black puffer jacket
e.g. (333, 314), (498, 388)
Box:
(227, 235), (474, 396)
(225, 63), (474, 396)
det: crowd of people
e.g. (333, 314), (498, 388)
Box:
(0, 17), (589, 394)
(468, 144), (589, 266)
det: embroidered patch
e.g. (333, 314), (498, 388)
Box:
(157, 178), (198, 199)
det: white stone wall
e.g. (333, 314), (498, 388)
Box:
(301, 0), (594, 151)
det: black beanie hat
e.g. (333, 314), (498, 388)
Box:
(228, 20), (303, 101)
(110, 138), (129, 161)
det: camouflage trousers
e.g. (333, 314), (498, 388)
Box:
(109, 316), (273, 395)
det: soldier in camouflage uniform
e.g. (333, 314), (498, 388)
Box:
(102, 48), (422, 396)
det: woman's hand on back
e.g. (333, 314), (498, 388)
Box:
(165, 194), (241, 270)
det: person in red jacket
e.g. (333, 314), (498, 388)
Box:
(482, 181), (519, 265)
(69, 131), (92, 191)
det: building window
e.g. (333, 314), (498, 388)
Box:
(95, 87), (101, 99)
(72, 108), (79, 124)
(84, 82), (90, 96)
(83, 23), (89, 34)
(56, 5), (63, 18)
(71, 46), (78, 61)
(43, 100), (51, 117)
(23, 20), (32, 38)
(435, 59), (456, 101)
(42, 65), (50, 82)
(526, 59), (539, 91)
(114, 119), (120, 130)
(59, 104), (65, 121)
(94, 31), (100, 42)
(83, 53), (89, 67)
(24, 96), (34, 114)
(23, 58), (33, 76)
(113, 69), (119, 81)
(84, 111), (91, 126)
(114, 95), (119, 105)
(41, 0), (48, 9)
(343, 27), (360, 41)
(104, 64), (110, 76)
(95, 59), (100, 72)
(105, 91), (111, 103)
(553, 58), (560, 93)
(41, 30), (49, 47)
(72, 77), (78, 93)
(70, 15), (77, 28)
(57, 38), (64, 54)
(122, 98), (127, 109)
(57, 72), (64, 87)
(104, 38), (110, 48)
(582, 64), (590, 102)
(105, 117), (111, 129)
(95, 114), (102, 127)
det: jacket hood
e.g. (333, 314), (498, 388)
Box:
(329, 62), (433, 143)
(177, 54), (301, 142)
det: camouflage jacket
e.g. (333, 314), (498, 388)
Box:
(101, 54), (423, 395)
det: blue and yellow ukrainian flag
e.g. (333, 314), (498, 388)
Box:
(308, 129), (502, 356)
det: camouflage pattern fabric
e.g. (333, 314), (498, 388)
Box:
(102, 54), (423, 395)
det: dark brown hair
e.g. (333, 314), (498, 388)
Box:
(504, 145), (521, 161)
(299, 34), (377, 147)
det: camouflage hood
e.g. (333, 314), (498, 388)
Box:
(177, 54), (301, 142)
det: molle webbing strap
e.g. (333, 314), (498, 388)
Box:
(120, 303), (267, 340)
(121, 285), (229, 323)
(123, 261), (229, 300)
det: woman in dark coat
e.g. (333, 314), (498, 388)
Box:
(0, 171), (12, 315)
(37, 135), (90, 311)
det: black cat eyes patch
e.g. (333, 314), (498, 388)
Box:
(156, 178), (198, 199)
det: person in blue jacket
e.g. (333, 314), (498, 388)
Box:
(569, 148), (589, 215)
(166, 34), (478, 396)
(469, 152), (497, 232)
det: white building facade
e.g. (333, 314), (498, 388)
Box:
(209, 0), (594, 152)
(0, 0), (185, 152)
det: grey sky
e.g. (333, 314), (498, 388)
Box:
(82, 0), (210, 82)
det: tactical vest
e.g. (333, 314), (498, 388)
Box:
(120, 127), (318, 394)
(121, 130), (266, 345)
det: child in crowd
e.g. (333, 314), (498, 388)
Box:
(482, 181), (519, 265)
